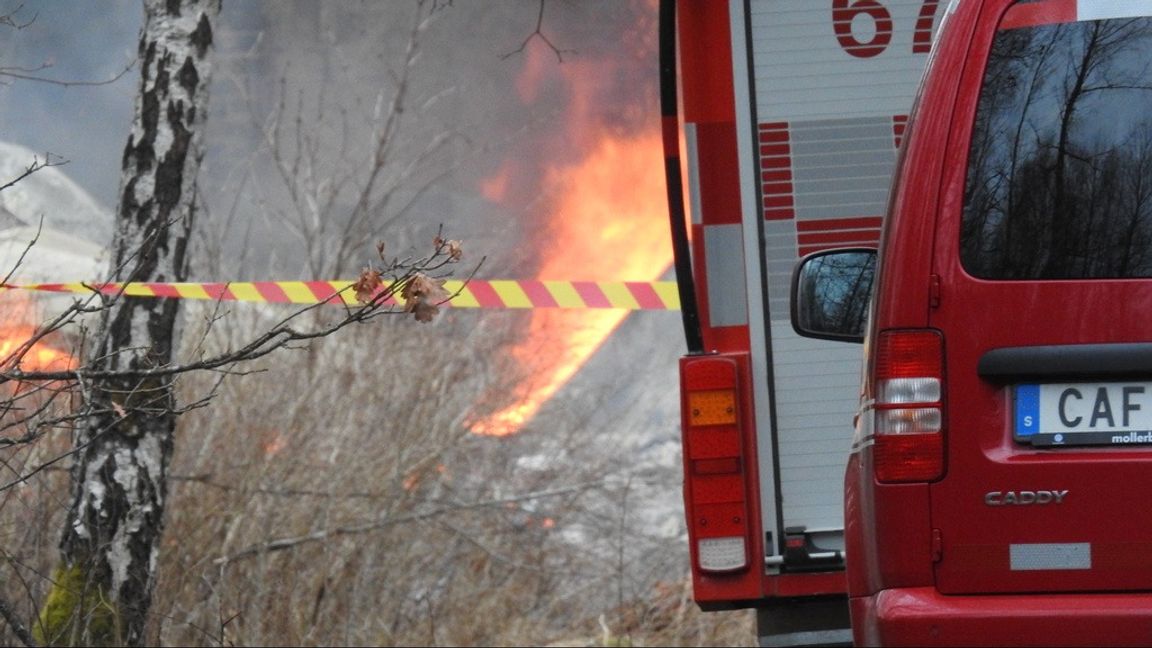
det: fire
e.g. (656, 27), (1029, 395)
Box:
(0, 292), (75, 373)
(259, 428), (288, 457)
(480, 164), (511, 203)
(0, 330), (74, 372)
(402, 463), (448, 492)
(471, 131), (669, 436)
(470, 17), (670, 436)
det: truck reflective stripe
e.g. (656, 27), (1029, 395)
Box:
(759, 123), (795, 221)
(796, 217), (883, 257)
(684, 123), (703, 225)
(893, 114), (909, 148)
(693, 121), (743, 225)
(704, 224), (750, 327)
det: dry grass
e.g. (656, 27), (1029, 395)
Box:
(0, 304), (753, 646)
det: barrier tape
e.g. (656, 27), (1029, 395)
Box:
(0, 280), (682, 310)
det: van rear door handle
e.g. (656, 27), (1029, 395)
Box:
(978, 343), (1152, 381)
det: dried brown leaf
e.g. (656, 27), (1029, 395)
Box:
(411, 300), (440, 322)
(353, 268), (383, 304)
(401, 272), (449, 322)
(401, 272), (449, 305)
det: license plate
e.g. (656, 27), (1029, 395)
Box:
(1015, 382), (1152, 446)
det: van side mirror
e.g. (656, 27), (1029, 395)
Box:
(790, 248), (877, 343)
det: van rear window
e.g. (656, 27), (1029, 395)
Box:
(961, 10), (1152, 279)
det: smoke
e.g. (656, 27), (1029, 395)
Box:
(2, 1), (659, 277)
(2, 0), (670, 442)
(0, 1), (139, 217)
(182, 0), (656, 281)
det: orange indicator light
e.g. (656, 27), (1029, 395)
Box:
(688, 389), (737, 426)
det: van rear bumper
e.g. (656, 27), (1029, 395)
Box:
(851, 587), (1152, 647)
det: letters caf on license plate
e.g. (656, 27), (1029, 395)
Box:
(1015, 383), (1152, 447)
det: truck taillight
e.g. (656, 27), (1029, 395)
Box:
(873, 330), (944, 483)
(681, 355), (751, 573)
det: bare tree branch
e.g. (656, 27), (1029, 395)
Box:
(0, 235), (475, 496)
(501, 0), (575, 62)
(0, 5), (36, 30)
(0, 251), (472, 384)
(214, 481), (603, 565)
(0, 592), (36, 647)
(0, 59), (135, 88)
(0, 154), (67, 195)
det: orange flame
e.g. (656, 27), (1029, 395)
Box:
(470, 20), (670, 436)
(259, 428), (288, 457)
(0, 330), (74, 372)
(0, 292), (75, 373)
(471, 132), (669, 436)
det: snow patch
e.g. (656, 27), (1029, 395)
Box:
(0, 141), (111, 292)
(0, 141), (113, 244)
(0, 226), (106, 284)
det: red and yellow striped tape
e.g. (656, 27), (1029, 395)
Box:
(0, 280), (681, 310)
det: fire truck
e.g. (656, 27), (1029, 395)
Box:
(661, 1), (945, 644)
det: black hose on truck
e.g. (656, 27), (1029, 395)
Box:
(659, 0), (705, 355)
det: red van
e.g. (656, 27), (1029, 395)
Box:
(792, 0), (1152, 645)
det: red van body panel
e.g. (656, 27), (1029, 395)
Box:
(849, 0), (1152, 643)
(853, 588), (1152, 647)
(846, 0), (981, 602)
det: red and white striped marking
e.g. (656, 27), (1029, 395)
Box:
(757, 117), (898, 258)
(760, 122), (796, 221)
(797, 217), (884, 257)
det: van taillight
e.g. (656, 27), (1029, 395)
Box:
(681, 355), (751, 572)
(873, 330), (944, 483)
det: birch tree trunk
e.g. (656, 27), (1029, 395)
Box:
(37, 1), (219, 645)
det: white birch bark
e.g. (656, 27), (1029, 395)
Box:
(45, 1), (220, 645)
